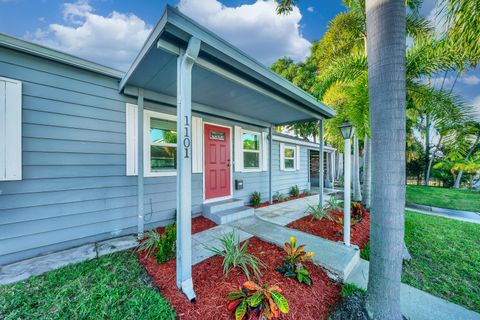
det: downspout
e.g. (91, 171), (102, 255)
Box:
(176, 37), (201, 301)
(137, 90), (145, 238)
(319, 119), (324, 206)
(269, 127), (273, 203)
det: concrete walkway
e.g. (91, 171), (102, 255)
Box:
(230, 216), (359, 281)
(346, 259), (480, 320)
(406, 204), (480, 224)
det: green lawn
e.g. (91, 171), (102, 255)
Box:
(0, 251), (175, 320)
(361, 211), (480, 312)
(406, 185), (480, 212)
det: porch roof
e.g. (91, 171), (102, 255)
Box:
(120, 6), (335, 127)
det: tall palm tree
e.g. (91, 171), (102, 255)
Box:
(453, 155), (480, 189)
(365, 0), (406, 318)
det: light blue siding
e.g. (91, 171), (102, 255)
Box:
(0, 45), (312, 265)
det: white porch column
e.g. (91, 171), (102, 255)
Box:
(330, 151), (335, 188)
(269, 127), (273, 203)
(137, 89), (145, 237)
(176, 37), (201, 301)
(319, 120), (324, 206)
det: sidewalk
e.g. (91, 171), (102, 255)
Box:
(406, 203), (480, 224)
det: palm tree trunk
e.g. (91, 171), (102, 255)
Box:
(424, 114), (430, 186)
(365, 0), (406, 319)
(364, 134), (372, 208)
(353, 136), (363, 201)
(425, 135), (443, 185)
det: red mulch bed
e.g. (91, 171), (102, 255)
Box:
(138, 237), (341, 320)
(287, 210), (370, 249)
(251, 193), (318, 209)
(152, 216), (217, 235)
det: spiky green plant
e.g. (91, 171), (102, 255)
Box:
(305, 203), (333, 221)
(206, 231), (265, 280)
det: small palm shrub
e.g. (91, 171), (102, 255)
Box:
(303, 189), (313, 195)
(273, 191), (285, 202)
(335, 216), (361, 234)
(277, 236), (313, 285)
(324, 196), (342, 211)
(206, 231), (264, 280)
(137, 223), (176, 264)
(227, 281), (289, 320)
(351, 201), (368, 222)
(289, 185), (300, 197)
(250, 191), (261, 206)
(305, 203), (333, 221)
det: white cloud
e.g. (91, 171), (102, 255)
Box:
(178, 0), (311, 65)
(307, 6), (315, 13)
(460, 75), (480, 86)
(25, 0), (152, 70)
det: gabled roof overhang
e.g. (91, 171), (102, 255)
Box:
(120, 5), (335, 127)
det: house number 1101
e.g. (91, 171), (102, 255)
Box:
(183, 116), (191, 159)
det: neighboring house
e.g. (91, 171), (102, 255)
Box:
(0, 4), (335, 279)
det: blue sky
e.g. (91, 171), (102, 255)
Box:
(0, 0), (478, 116)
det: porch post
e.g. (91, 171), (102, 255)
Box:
(137, 89), (144, 237)
(319, 119), (324, 206)
(176, 37), (201, 301)
(330, 152), (335, 188)
(269, 127), (273, 203)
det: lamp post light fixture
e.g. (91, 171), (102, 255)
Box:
(339, 121), (355, 246)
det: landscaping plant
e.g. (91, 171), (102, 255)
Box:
(351, 202), (368, 222)
(334, 217), (360, 235)
(227, 281), (289, 320)
(289, 185), (300, 198)
(250, 191), (261, 207)
(206, 231), (265, 280)
(136, 223), (176, 264)
(305, 203), (333, 221)
(302, 189), (313, 195)
(276, 236), (313, 285)
(273, 191), (285, 202)
(324, 196), (342, 211)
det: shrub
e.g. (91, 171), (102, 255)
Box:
(276, 236), (313, 285)
(227, 281), (289, 320)
(136, 223), (176, 264)
(324, 196), (342, 211)
(351, 202), (368, 222)
(335, 216), (361, 234)
(206, 231), (264, 280)
(303, 189), (313, 195)
(341, 283), (366, 298)
(289, 185), (300, 197)
(250, 191), (261, 207)
(273, 191), (285, 202)
(305, 203), (333, 221)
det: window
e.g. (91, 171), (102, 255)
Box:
(284, 146), (295, 169)
(145, 111), (177, 177)
(242, 131), (261, 169)
(280, 143), (297, 171)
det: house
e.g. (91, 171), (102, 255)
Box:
(0, 6), (335, 297)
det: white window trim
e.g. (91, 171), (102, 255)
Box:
(241, 129), (262, 172)
(144, 110), (177, 177)
(280, 143), (297, 172)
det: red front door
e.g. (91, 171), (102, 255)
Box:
(204, 124), (231, 200)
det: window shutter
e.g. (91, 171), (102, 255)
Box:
(296, 145), (301, 170)
(192, 116), (203, 173)
(0, 77), (22, 181)
(126, 103), (138, 176)
(234, 125), (243, 172)
(261, 131), (268, 171)
(279, 143), (285, 171)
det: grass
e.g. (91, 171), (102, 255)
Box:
(0, 251), (175, 320)
(361, 211), (480, 312)
(406, 185), (480, 212)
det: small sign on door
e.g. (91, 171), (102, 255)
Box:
(210, 131), (225, 141)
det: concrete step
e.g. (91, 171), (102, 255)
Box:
(202, 198), (245, 215)
(204, 206), (254, 225)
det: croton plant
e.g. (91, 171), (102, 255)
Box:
(227, 281), (289, 320)
(276, 236), (314, 285)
